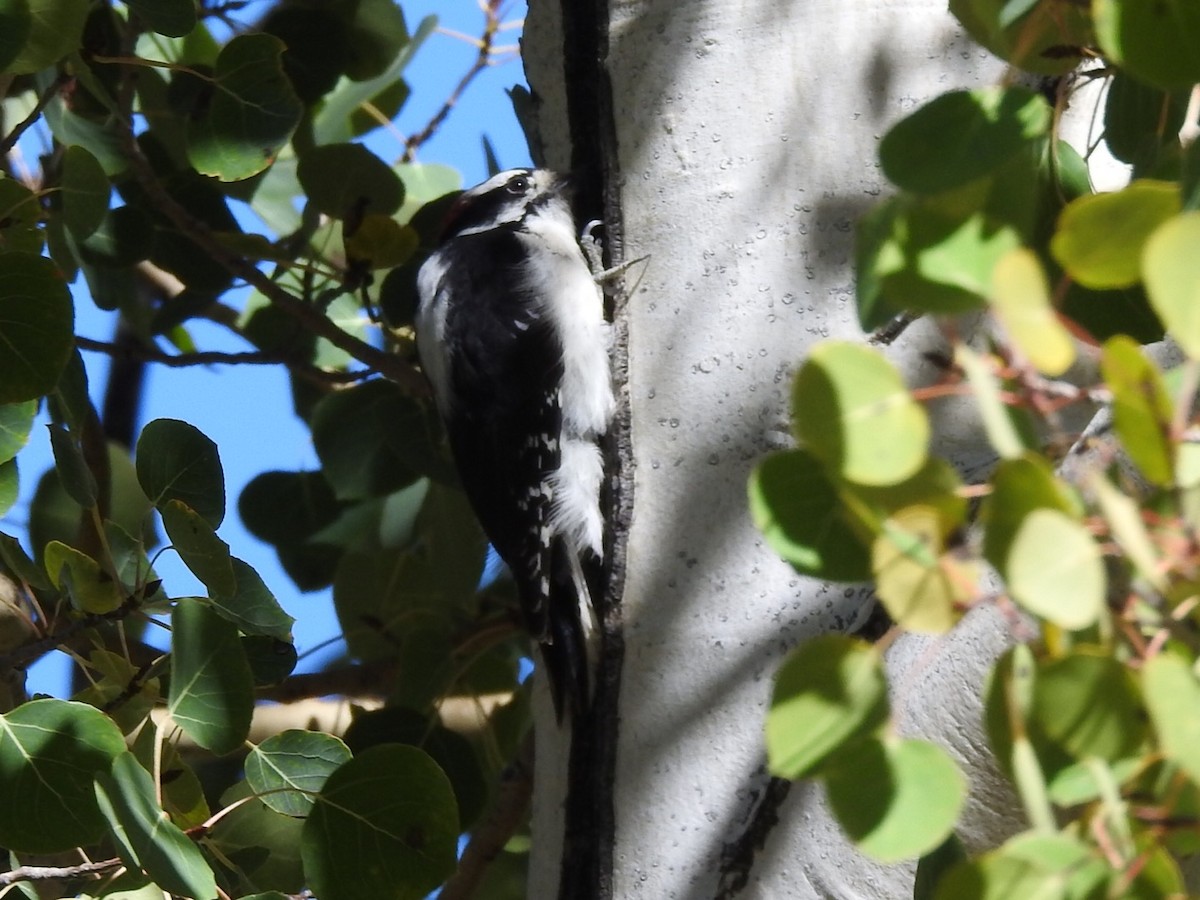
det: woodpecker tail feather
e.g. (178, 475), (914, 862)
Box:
(539, 548), (590, 722)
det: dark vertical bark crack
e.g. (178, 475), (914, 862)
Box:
(714, 775), (793, 898)
(558, 0), (625, 898)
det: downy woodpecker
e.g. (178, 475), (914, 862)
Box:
(415, 169), (615, 718)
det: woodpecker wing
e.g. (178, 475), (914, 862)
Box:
(421, 226), (563, 641)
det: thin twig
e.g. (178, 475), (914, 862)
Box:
(78, 335), (279, 367)
(438, 732), (534, 900)
(100, 657), (160, 714)
(75, 336), (372, 385)
(258, 661), (397, 703)
(0, 858), (123, 887)
(402, 0), (518, 162)
(0, 593), (142, 672)
(112, 109), (428, 394)
(0, 73), (69, 156)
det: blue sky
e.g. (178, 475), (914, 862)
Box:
(11, 0), (531, 694)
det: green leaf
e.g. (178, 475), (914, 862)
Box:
(1101, 335), (1174, 485)
(245, 730), (352, 817)
(130, 725), (209, 829)
(206, 783), (305, 894)
(748, 449), (871, 582)
(1184, 137), (1200, 212)
(43, 83), (127, 175)
(957, 346), (1030, 459)
(3, 0), (88, 74)
(872, 506), (974, 634)
(261, 4), (351, 103)
(344, 214), (418, 269)
(312, 17), (435, 146)
(297, 143), (405, 220)
(60, 145), (111, 238)
(981, 455), (1078, 569)
(1143, 212), (1200, 359)
(302, 745), (459, 900)
(996, 0), (1038, 28)
(949, 0), (1093, 75)
(915, 835), (969, 900)
(47, 422), (97, 507)
(416, 481), (487, 604)
(1045, 756), (1142, 808)
(0, 699), (126, 852)
(766, 635), (888, 779)
(168, 600), (253, 755)
(871, 194), (1025, 315)
(824, 736), (965, 862)
(1095, 0), (1200, 89)
(205, 558), (295, 640)
(0, 530), (51, 589)
(240, 470), (341, 546)
(343, 0), (409, 80)
(0, 174), (44, 254)
(331, 551), (455, 707)
(0, 459), (15, 517)
(855, 198), (903, 330)
(136, 418), (225, 527)
(76, 649), (160, 736)
(105, 520), (163, 604)
(311, 380), (437, 500)
(94, 752), (219, 900)
(349, 79), (410, 136)
(792, 341), (928, 486)
(989, 649), (1089, 805)
(0, 251), (75, 403)
(935, 833), (1109, 900)
(1051, 180), (1179, 289)
(1089, 473), (1164, 593)
(1143, 653), (1200, 787)
(342, 707), (489, 828)
(50, 346), (91, 430)
(161, 499), (235, 597)
(44, 540), (124, 613)
(0, 0), (31, 73)
(990, 249), (1074, 377)
(186, 34), (303, 182)
(1104, 75), (1190, 170)
(0, 400), (36, 463)
(239, 470), (343, 591)
(123, 0), (196, 37)
(242, 635), (298, 686)
(841, 457), (968, 534)
(1005, 509), (1105, 630)
(76, 205), (154, 269)
(1033, 652), (1145, 762)
(880, 88), (1051, 194)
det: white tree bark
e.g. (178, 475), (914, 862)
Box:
(523, 2), (1030, 897)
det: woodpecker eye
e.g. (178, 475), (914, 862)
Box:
(507, 174), (531, 194)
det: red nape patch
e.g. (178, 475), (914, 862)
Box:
(435, 191), (471, 241)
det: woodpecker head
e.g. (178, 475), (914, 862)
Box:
(439, 168), (572, 241)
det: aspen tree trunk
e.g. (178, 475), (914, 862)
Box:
(522, 3), (1027, 897)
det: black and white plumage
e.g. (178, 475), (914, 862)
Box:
(415, 169), (614, 718)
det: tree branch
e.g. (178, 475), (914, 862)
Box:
(0, 858), (123, 887)
(402, 0), (518, 162)
(0, 73), (69, 156)
(0, 593), (144, 672)
(439, 732), (534, 900)
(257, 661), (396, 703)
(113, 115), (428, 395)
(76, 336), (372, 385)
